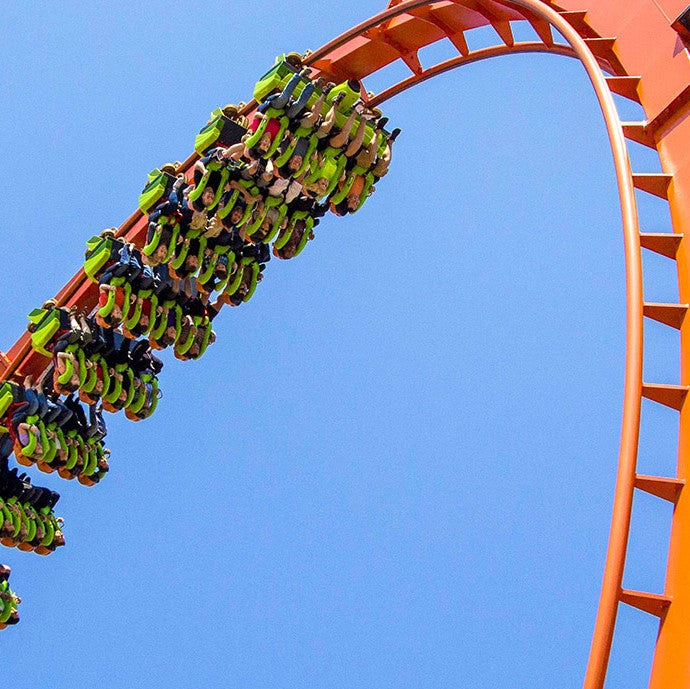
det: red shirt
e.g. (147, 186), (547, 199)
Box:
(249, 115), (281, 140)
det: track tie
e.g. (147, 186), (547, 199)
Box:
(639, 232), (683, 259)
(448, 31), (470, 56)
(312, 57), (335, 76)
(632, 173), (673, 200)
(635, 474), (685, 503)
(558, 10), (595, 35)
(642, 383), (689, 410)
(620, 589), (671, 617)
(583, 37), (617, 54)
(559, 10), (588, 22)
(582, 37), (624, 72)
(377, 33), (424, 76)
(622, 122), (656, 149)
(643, 302), (688, 329)
(401, 50), (423, 76)
(526, 17), (554, 46)
(408, 9), (470, 56)
(490, 20), (514, 47)
(605, 76), (641, 102)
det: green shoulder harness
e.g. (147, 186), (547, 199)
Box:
(16, 419), (39, 459)
(244, 262), (261, 302)
(0, 595), (14, 624)
(274, 128), (319, 178)
(197, 252), (220, 285)
(187, 160), (229, 211)
(217, 180), (258, 224)
(81, 439), (98, 477)
(274, 223), (294, 251)
(150, 302), (176, 343)
(97, 278), (132, 322)
(248, 205), (285, 244)
(63, 432), (79, 472)
(293, 220), (314, 258)
(244, 107), (289, 157)
(305, 149), (347, 198)
(175, 317), (200, 357)
(195, 322), (214, 359)
(22, 505), (37, 544)
(225, 258), (249, 296)
(122, 368), (136, 409)
(40, 423), (57, 466)
(40, 508), (55, 547)
(104, 365), (126, 406)
(142, 218), (181, 263)
(1, 499), (17, 535)
(127, 380), (146, 416)
(171, 236), (206, 274)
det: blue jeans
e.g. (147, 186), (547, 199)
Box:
(260, 72), (315, 119)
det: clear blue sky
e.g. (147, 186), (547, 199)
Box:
(0, 2), (676, 688)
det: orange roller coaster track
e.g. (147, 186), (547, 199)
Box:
(3, 1), (690, 687)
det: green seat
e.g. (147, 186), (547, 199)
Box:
(0, 382), (15, 418)
(194, 110), (247, 155)
(27, 308), (66, 357)
(138, 168), (177, 214)
(253, 58), (299, 103)
(84, 235), (121, 282)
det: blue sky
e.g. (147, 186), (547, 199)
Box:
(0, 2), (677, 688)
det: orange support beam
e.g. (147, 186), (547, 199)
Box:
(620, 589), (672, 617)
(635, 474), (685, 503)
(622, 122), (656, 148)
(639, 232), (683, 259)
(632, 173), (674, 199)
(643, 302), (689, 329)
(642, 383), (689, 410)
(605, 76), (642, 102)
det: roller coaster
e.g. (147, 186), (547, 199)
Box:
(4, 1), (690, 687)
